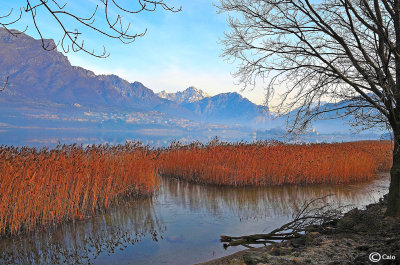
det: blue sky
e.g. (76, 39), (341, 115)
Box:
(2, 0), (266, 104)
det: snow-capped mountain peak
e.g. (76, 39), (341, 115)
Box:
(157, 86), (209, 104)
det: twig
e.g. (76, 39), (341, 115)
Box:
(0, 76), (8, 91)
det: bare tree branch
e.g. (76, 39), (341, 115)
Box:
(217, 0), (397, 132)
(0, 1), (181, 58)
(0, 77), (9, 92)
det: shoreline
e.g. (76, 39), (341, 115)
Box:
(198, 174), (400, 265)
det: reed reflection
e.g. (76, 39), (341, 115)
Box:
(0, 197), (164, 265)
(161, 174), (389, 219)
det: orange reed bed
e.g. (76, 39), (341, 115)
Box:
(0, 143), (158, 236)
(158, 140), (392, 186)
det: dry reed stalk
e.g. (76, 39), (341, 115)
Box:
(158, 140), (392, 186)
(0, 142), (158, 236)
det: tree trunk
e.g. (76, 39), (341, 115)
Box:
(386, 130), (400, 217)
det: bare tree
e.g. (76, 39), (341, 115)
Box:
(218, 0), (400, 216)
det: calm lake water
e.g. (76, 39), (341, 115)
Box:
(0, 174), (390, 265)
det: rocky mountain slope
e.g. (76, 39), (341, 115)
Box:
(0, 28), (187, 114)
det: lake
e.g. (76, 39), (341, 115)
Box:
(0, 174), (390, 265)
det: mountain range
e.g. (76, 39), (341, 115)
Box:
(0, 28), (384, 146)
(0, 28), (271, 146)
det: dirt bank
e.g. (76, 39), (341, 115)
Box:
(198, 194), (400, 265)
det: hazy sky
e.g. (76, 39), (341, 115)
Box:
(3, 0), (267, 104)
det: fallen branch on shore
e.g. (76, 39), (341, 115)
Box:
(220, 195), (346, 249)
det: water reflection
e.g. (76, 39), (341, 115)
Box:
(0, 198), (164, 265)
(0, 128), (251, 148)
(0, 174), (390, 265)
(161, 175), (388, 219)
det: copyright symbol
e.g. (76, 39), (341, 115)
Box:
(369, 252), (381, 262)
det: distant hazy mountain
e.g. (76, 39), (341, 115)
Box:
(263, 99), (386, 138)
(157, 86), (209, 104)
(182, 92), (268, 126)
(157, 88), (267, 126)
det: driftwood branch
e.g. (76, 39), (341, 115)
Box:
(221, 195), (345, 249)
